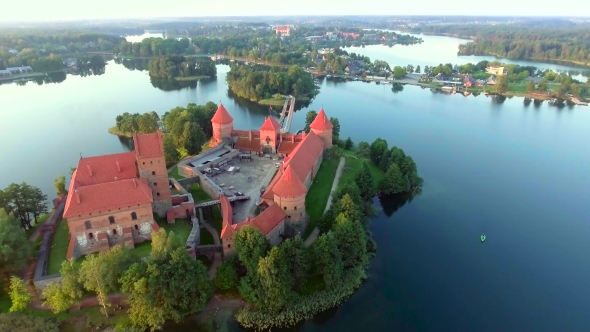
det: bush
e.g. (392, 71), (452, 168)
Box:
(214, 254), (240, 291)
(0, 313), (59, 332)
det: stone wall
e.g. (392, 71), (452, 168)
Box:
(177, 171), (223, 199)
(33, 274), (62, 299)
(267, 222), (285, 247)
(153, 200), (173, 217)
(303, 149), (325, 188)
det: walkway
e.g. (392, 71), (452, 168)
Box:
(304, 156), (346, 248)
(201, 220), (222, 277)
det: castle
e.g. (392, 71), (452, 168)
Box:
(63, 132), (195, 259)
(208, 104), (334, 254)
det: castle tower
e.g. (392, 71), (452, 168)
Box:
(211, 103), (234, 145)
(259, 116), (281, 153)
(133, 131), (172, 217)
(309, 108), (333, 148)
(273, 165), (307, 222)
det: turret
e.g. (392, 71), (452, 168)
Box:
(309, 108), (333, 148)
(259, 116), (281, 153)
(211, 103), (234, 145)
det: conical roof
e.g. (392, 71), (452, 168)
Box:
(211, 103), (234, 124)
(272, 165), (307, 197)
(309, 108), (333, 131)
(260, 116), (281, 131)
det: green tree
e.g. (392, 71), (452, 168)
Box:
(304, 110), (317, 132)
(234, 226), (270, 273)
(53, 175), (68, 197)
(538, 79), (548, 92)
(354, 160), (375, 200)
(181, 122), (206, 155)
(329, 117), (340, 138)
(527, 81), (535, 93)
(570, 83), (581, 98)
(257, 247), (293, 312)
(393, 66), (407, 79)
(344, 137), (354, 150)
(9, 276), (31, 312)
(379, 148), (392, 172)
(42, 259), (83, 313)
(406, 64), (414, 74)
(370, 138), (388, 165)
(0, 313), (59, 332)
(415, 65), (421, 74)
(496, 75), (509, 94)
(0, 209), (31, 277)
(1, 183), (48, 230)
(379, 164), (408, 195)
(356, 141), (371, 159)
(163, 134), (180, 167)
(42, 283), (72, 314)
(214, 254), (240, 291)
(333, 213), (368, 269)
(311, 232), (344, 287)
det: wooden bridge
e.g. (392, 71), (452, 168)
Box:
(279, 95), (296, 133)
(194, 195), (250, 209)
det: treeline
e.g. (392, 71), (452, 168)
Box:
(41, 231), (212, 331)
(112, 102), (218, 165)
(226, 64), (316, 101)
(0, 51), (64, 72)
(113, 37), (192, 57)
(414, 23), (590, 65)
(147, 55), (216, 79)
(0, 32), (123, 53)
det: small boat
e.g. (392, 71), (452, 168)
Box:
(481, 234), (486, 242)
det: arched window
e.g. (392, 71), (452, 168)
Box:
(284, 206), (287, 210)
(108, 216), (115, 224)
(131, 212), (137, 220)
(113, 229), (117, 235)
(85, 220), (92, 229)
(134, 225), (139, 230)
(152, 171), (156, 175)
(294, 206), (297, 210)
(228, 244), (231, 248)
(88, 233), (93, 239)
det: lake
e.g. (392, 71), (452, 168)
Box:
(2, 33), (590, 331)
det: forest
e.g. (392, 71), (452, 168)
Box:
(412, 23), (590, 65)
(226, 64), (316, 101)
(114, 37), (193, 57)
(147, 55), (216, 79)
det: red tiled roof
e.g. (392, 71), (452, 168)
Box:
(211, 103), (233, 124)
(235, 137), (261, 152)
(134, 131), (164, 159)
(151, 223), (160, 232)
(277, 141), (298, 154)
(310, 108), (333, 131)
(259, 116), (281, 132)
(272, 165), (307, 197)
(248, 203), (286, 235)
(261, 168), (283, 200)
(283, 131), (325, 184)
(64, 178), (153, 218)
(276, 27), (290, 31)
(73, 152), (137, 187)
(220, 195), (234, 239)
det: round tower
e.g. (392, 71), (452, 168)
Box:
(211, 103), (234, 144)
(273, 165), (307, 222)
(309, 108), (333, 148)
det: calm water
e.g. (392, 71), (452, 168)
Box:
(2, 33), (590, 331)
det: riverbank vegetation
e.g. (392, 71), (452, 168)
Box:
(147, 55), (216, 79)
(226, 64), (317, 102)
(114, 37), (193, 57)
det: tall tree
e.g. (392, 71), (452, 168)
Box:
(379, 164), (408, 195)
(53, 175), (67, 197)
(496, 75), (509, 94)
(370, 138), (388, 165)
(527, 81), (535, 93)
(0, 209), (31, 277)
(234, 226), (270, 274)
(329, 117), (340, 138)
(9, 276), (31, 312)
(415, 65), (421, 74)
(333, 213), (368, 269)
(354, 160), (375, 200)
(257, 246), (293, 313)
(311, 232), (344, 287)
(214, 254), (240, 291)
(43, 259), (84, 314)
(356, 141), (371, 159)
(163, 134), (180, 167)
(304, 110), (317, 132)
(393, 66), (407, 79)
(344, 137), (354, 150)
(181, 122), (206, 155)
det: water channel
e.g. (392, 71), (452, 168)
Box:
(1, 33), (589, 331)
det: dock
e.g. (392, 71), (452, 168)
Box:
(571, 97), (588, 106)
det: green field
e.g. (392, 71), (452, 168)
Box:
(47, 219), (70, 275)
(304, 158), (340, 238)
(341, 150), (384, 191)
(175, 75), (211, 81)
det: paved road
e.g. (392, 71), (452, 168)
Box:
(304, 156), (346, 248)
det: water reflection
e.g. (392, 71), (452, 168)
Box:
(391, 83), (404, 93)
(378, 191), (422, 217)
(115, 57), (150, 71)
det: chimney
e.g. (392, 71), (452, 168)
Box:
(301, 131), (306, 139)
(116, 158), (121, 172)
(75, 189), (80, 203)
(248, 131), (252, 140)
(86, 162), (93, 176)
(291, 135), (295, 143)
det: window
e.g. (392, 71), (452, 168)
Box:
(151, 161), (153, 164)
(152, 171), (156, 175)
(284, 206), (287, 210)
(228, 244), (231, 248)
(134, 225), (139, 230)
(157, 193), (160, 197)
(143, 162), (145, 165)
(294, 206), (297, 210)
(154, 182), (157, 186)
(287, 215), (291, 219)
(88, 233), (93, 239)
(131, 212), (137, 220)
(85, 220), (92, 229)
(113, 229), (117, 235)
(108, 216), (115, 224)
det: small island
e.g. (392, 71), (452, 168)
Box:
(147, 55), (217, 81)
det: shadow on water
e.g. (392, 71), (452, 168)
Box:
(378, 189), (422, 217)
(149, 76), (217, 91)
(117, 135), (134, 151)
(162, 307), (244, 332)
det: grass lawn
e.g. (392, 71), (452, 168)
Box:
(304, 157), (340, 238)
(341, 150), (384, 191)
(156, 216), (192, 243)
(175, 75), (211, 81)
(26, 210), (54, 237)
(189, 183), (222, 234)
(168, 166), (185, 180)
(107, 126), (132, 138)
(258, 98), (286, 107)
(200, 227), (215, 245)
(190, 183), (212, 202)
(132, 241), (152, 258)
(47, 218), (70, 275)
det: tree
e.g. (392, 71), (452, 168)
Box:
(356, 141), (371, 159)
(256, 246), (293, 313)
(379, 148), (392, 172)
(42, 283), (72, 314)
(344, 137), (354, 150)
(333, 213), (368, 269)
(587, 77), (590, 84)
(304, 110), (317, 132)
(163, 134), (180, 167)
(0, 209), (31, 277)
(0, 313), (59, 332)
(1, 183), (48, 230)
(214, 254), (240, 291)
(329, 117), (340, 138)
(121, 243), (213, 331)
(312, 232), (344, 287)
(234, 226), (270, 273)
(495, 75), (509, 94)
(181, 122), (206, 155)
(527, 81), (535, 93)
(370, 138), (388, 165)
(379, 164), (408, 195)
(393, 66), (407, 79)
(9, 276), (31, 312)
(53, 176), (67, 197)
(538, 79), (548, 92)
(406, 64), (414, 74)
(354, 160), (375, 200)
(570, 83), (581, 98)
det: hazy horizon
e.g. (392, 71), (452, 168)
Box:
(2, 0), (590, 23)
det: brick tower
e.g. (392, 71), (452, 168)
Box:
(211, 103), (234, 145)
(259, 116), (281, 153)
(309, 108), (333, 148)
(133, 131), (172, 217)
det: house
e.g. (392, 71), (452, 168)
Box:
(6, 66), (32, 74)
(0, 70), (11, 77)
(486, 66), (508, 76)
(193, 45), (201, 53)
(305, 36), (324, 42)
(326, 32), (338, 40)
(464, 75), (476, 88)
(63, 131), (195, 260)
(475, 79), (485, 87)
(346, 64), (361, 75)
(486, 75), (497, 85)
(275, 26), (291, 37)
(211, 105), (333, 255)
(341, 32), (360, 39)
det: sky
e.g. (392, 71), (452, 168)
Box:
(2, 0), (590, 22)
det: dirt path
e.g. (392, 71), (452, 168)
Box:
(304, 156), (346, 248)
(200, 220), (222, 277)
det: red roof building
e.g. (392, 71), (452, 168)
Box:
(272, 165), (307, 197)
(259, 116), (281, 131)
(211, 103), (234, 124)
(310, 108), (333, 131)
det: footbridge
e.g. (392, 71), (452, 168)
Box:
(279, 96), (296, 134)
(194, 195), (250, 209)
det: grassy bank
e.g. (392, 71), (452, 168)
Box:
(304, 158), (340, 238)
(175, 75), (211, 81)
(258, 98), (286, 107)
(46, 218), (70, 275)
(107, 126), (133, 138)
(340, 150), (384, 191)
